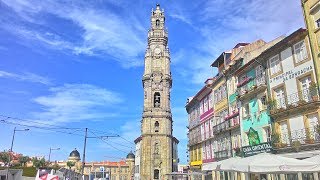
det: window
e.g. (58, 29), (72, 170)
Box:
(259, 96), (267, 111)
(300, 76), (312, 101)
(205, 121), (210, 139)
(243, 103), (249, 117)
(156, 20), (160, 27)
(209, 93), (213, 109)
(154, 142), (160, 155)
(263, 126), (271, 142)
(294, 40), (308, 63)
(316, 18), (320, 28)
(154, 169), (159, 179)
(155, 121), (159, 132)
(269, 55), (281, 75)
(154, 92), (161, 107)
(256, 65), (265, 86)
(203, 97), (208, 112)
(274, 88), (286, 108)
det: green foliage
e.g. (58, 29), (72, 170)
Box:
(268, 99), (277, 109)
(309, 82), (318, 96)
(292, 140), (301, 152)
(0, 167), (37, 177)
(18, 156), (30, 167)
(32, 157), (46, 168)
(51, 163), (60, 172)
(66, 161), (75, 169)
(0, 151), (10, 164)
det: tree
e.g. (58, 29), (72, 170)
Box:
(66, 161), (75, 170)
(51, 163), (60, 173)
(19, 156), (30, 167)
(0, 151), (10, 165)
(32, 157), (46, 169)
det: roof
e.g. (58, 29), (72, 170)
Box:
(126, 151), (135, 159)
(69, 148), (80, 158)
(85, 160), (128, 167)
(258, 28), (307, 60)
(185, 85), (211, 111)
(211, 51), (231, 67)
(233, 43), (250, 48)
(134, 136), (142, 144)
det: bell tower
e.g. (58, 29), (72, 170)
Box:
(138, 4), (178, 180)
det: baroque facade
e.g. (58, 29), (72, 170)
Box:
(135, 4), (179, 180)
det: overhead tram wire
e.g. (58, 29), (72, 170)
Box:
(88, 130), (129, 154)
(0, 115), (82, 130)
(0, 119), (84, 137)
(88, 130), (134, 149)
(88, 128), (136, 145)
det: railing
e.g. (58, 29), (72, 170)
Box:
(211, 117), (239, 135)
(212, 120), (230, 134)
(214, 149), (232, 161)
(270, 89), (320, 113)
(276, 127), (320, 147)
(188, 135), (202, 146)
(238, 76), (266, 96)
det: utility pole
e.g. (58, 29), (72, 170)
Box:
(81, 128), (119, 179)
(81, 128), (88, 179)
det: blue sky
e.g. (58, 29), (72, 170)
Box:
(0, 0), (303, 164)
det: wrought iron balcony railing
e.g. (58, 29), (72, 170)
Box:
(238, 75), (266, 96)
(269, 89), (320, 115)
(214, 149), (232, 161)
(274, 127), (320, 148)
(212, 120), (230, 134)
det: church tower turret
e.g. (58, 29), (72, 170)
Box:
(137, 4), (178, 180)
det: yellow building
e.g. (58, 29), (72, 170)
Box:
(302, 0), (320, 82)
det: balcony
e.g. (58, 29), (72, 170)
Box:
(224, 111), (240, 130)
(214, 149), (232, 161)
(212, 120), (230, 135)
(237, 76), (267, 100)
(269, 89), (320, 118)
(273, 127), (320, 153)
(188, 136), (202, 146)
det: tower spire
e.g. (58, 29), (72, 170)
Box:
(136, 4), (179, 180)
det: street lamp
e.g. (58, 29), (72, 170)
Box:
(10, 127), (29, 153)
(6, 127), (29, 179)
(49, 147), (60, 163)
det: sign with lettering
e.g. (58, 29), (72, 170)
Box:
(241, 142), (273, 157)
(269, 65), (313, 84)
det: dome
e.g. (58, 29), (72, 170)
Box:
(126, 151), (135, 159)
(69, 148), (80, 158)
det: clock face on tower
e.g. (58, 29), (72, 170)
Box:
(154, 47), (161, 55)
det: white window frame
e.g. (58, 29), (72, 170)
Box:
(294, 40), (308, 63)
(269, 55), (281, 75)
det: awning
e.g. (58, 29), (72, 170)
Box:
(231, 153), (320, 173)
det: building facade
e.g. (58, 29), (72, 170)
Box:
(264, 29), (320, 158)
(302, 0), (320, 82)
(83, 152), (135, 180)
(136, 4), (179, 180)
(186, 96), (202, 171)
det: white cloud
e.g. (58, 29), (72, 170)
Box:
(0, 70), (52, 85)
(31, 84), (123, 123)
(2, 0), (146, 68)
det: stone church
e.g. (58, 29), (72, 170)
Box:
(134, 4), (179, 180)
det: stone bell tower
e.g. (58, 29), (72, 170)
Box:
(137, 4), (178, 180)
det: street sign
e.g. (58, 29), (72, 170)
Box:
(100, 166), (105, 172)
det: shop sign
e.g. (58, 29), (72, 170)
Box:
(242, 142), (273, 157)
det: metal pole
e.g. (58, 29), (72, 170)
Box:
(49, 148), (52, 163)
(10, 127), (16, 152)
(81, 128), (88, 179)
(6, 127), (16, 180)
